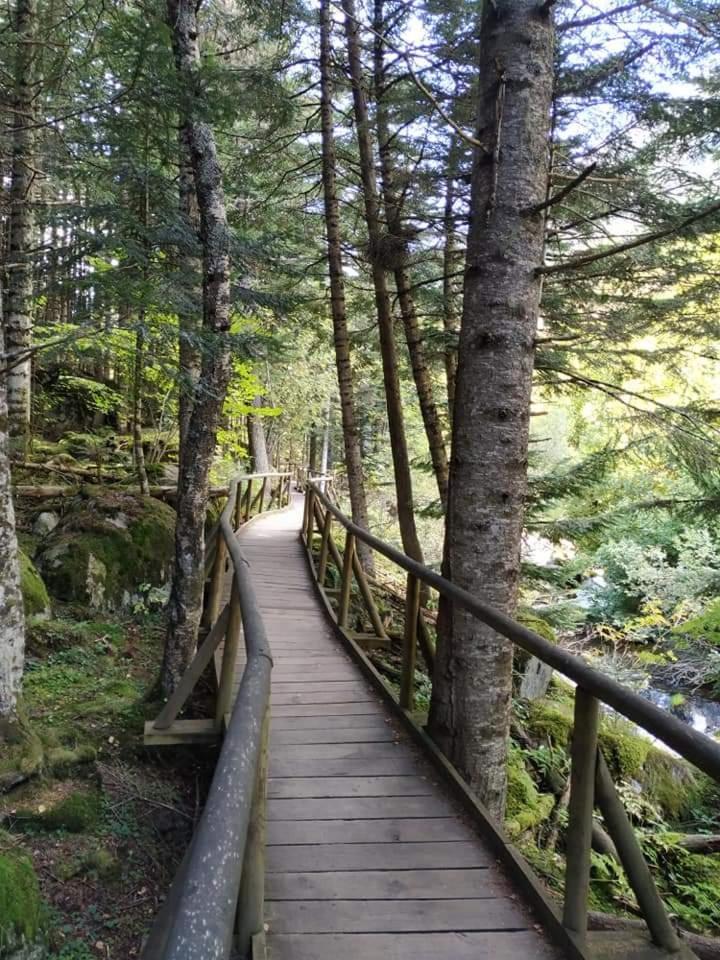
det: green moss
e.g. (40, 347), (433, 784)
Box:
(640, 747), (699, 820)
(673, 598), (720, 647)
(0, 851), (43, 951)
(517, 606), (558, 645)
(19, 550), (51, 618)
(37, 791), (102, 833)
(598, 717), (650, 779)
(46, 744), (97, 775)
(525, 699), (574, 747)
(505, 747), (555, 839)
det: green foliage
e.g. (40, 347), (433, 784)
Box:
(0, 850), (44, 950)
(673, 598), (720, 647)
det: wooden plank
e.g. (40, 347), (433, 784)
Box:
(270, 742), (404, 760)
(266, 818), (476, 846)
(266, 868), (503, 901)
(266, 842), (491, 872)
(266, 932), (561, 960)
(271, 703), (381, 717)
(271, 690), (377, 706)
(269, 757), (423, 778)
(266, 898), (527, 934)
(271, 715), (392, 731)
(270, 681), (377, 694)
(267, 796), (455, 821)
(143, 718), (217, 746)
(270, 726), (399, 745)
(267, 776), (437, 799)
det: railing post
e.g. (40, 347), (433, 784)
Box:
(595, 752), (682, 952)
(215, 578), (241, 730)
(284, 473), (291, 505)
(563, 686), (600, 939)
(317, 508), (332, 586)
(204, 534), (227, 629)
(305, 486), (315, 547)
(259, 475), (269, 512)
(236, 703), (270, 956)
(400, 574), (420, 710)
(235, 481), (244, 530)
(244, 478), (253, 523)
(338, 530), (355, 628)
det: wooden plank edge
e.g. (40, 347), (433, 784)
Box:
(298, 530), (592, 960)
(143, 718), (218, 746)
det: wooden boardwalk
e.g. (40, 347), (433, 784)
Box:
(223, 496), (562, 960)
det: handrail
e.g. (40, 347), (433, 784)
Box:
(304, 478), (720, 956)
(307, 480), (720, 780)
(143, 469), (291, 960)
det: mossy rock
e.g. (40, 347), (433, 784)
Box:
(18, 552), (50, 620)
(0, 851), (44, 955)
(36, 490), (176, 609)
(598, 716), (650, 780)
(525, 699), (574, 747)
(505, 747), (555, 839)
(639, 747), (701, 820)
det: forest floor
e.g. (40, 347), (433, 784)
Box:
(0, 607), (215, 960)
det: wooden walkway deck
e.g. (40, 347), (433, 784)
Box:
(223, 496), (563, 960)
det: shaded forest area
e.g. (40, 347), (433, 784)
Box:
(3, 0), (720, 957)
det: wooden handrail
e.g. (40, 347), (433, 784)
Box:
(143, 469), (291, 960)
(304, 478), (720, 955)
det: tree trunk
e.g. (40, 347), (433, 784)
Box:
(428, 1), (555, 820)
(341, 0), (423, 568)
(132, 319), (150, 495)
(442, 139), (461, 423)
(372, 0), (449, 509)
(5, 0), (38, 452)
(161, 0), (233, 697)
(177, 126), (202, 477)
(318, 0), (374, 570)
(0, 295), (26, 733)
(248, 395), (271, 474)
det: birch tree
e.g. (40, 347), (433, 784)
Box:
(0, 296), (26, 733)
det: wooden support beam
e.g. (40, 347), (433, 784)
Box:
(352, 549), (387, 641)
(338, 530), (355, 628)
(203, 535), (227, 629)
(215, 580), (242, 730)
(563, 687), (600, 939)
(400, 574), (420, 710)
(143, 717), (218, 746)
(153, 605), (231, 730)
(244, 478), (254, 523)
(317, 509), (333, 585)
(595, 752), (682, 953)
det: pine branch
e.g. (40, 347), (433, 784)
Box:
(537, 200), (720, 276)
(523, 163), (596, 217)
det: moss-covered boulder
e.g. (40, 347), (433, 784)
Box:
(18, 552), (50, 620)
(0, 850), (44, 957)
(36, 490), (176, 609)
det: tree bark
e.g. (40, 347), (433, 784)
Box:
(428, 1), (555, 820)
(442, 138), (461, 423)
(132, 319), (150, 495)
(372, 0), (449, 509)
(247, 395), (271, 474)
(161, 0), (233, 697)
(318, 0), (375, 571)
(5, 0), (38, 451)
(0, 294), (26, 732)
(177, 126), (202, 477)
(341, 0), (424, 568)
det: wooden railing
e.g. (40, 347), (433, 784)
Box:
(142, 470), (291, 960)
(303, 479), (720, 959)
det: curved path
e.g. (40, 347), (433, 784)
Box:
(227, 496), (562, 960)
